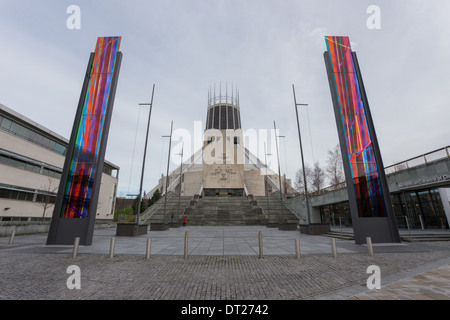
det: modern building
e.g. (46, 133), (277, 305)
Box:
(0, 103), (119, 222)
(293, 146), (450, 230)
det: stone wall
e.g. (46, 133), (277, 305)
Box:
(0, 220), (116, 237)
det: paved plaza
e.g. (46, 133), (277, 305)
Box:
(0, 226), (449, 301)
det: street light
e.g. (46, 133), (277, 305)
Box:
(162, 121), (173, 227)
(264, 142), (272, 224)
(135, 84), (155, 226)
(292, 84), (311, 225)
(175, 142), (184, 224)
(273, 121), (284, 228)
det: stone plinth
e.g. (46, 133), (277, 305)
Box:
(116, 223), (148, 236)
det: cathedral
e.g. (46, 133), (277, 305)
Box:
(143, 86), (299, 228)
(146, 86), (297, 200)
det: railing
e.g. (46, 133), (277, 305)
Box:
(308, 182), (347, 197)
(385, 145), (450, 175)
(307, 145), (450, 198)
(139, 191), (176, 224)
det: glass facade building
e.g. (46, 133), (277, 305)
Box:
(320, 187), (449, 229)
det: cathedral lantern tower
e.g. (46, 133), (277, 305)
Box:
(203, 84), (245, 196)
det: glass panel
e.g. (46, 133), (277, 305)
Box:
(0, 117), (12, 131)
(227, 106), (234, 129)
(34, 133), (43, 145)
(430, 189), (447, 228)
(25, 193), (34, 201)
(17, 192), (27, 201)
(48, 139), (56, 150)
(213, 106), (220, 129)
(9, 158), (26, 170)
(207, 108), (213, 129)
(25, 163), (34, 172)
(391, 194), (407, 228)
(54, 143), (67, 155)
(26, 130), (36, 142)
(41, 136), (50, 148)
(0, 189), (11, 198)
(10, 122), (29, 139)
(418, 190), (439, 228)
(220, 106), (227, 129)
(0, 155), (8, 165)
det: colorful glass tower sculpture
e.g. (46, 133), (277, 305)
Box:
(47, 37), (122, 245)
(324, 36), (400, 244)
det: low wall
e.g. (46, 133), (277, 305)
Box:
(299, 223), (331, 235)
(0, 220), (116, 237)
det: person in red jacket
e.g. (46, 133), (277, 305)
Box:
(182, 217), (187, 226)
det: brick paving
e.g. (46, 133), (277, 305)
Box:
(1, 227), (450, 301)
(346, 264), (450, 300)
(0, 249), (449, 300)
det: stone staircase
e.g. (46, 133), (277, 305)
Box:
(186, 196), (266, 226)
(400, 232), (450, 242)
(322, 230), (355, 241)
(254, 196), (299, 229)
(146, 195), (193, 226)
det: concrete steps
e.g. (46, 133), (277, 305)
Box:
(148, 196), (193, 225)
(400, 233), (450, 242)
(187, 197), (265, 226)
(254, 196), (299, 227)
(322, 230), (355, 241)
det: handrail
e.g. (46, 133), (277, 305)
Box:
(139, 191), (176, 224)
(385, 145), (450, 174)
(306, 145), (450, 197)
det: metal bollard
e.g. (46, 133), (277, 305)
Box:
(146, 238), (152, 259)
(295, 238), (300, 259)
(8, 229), (15, 245)
(366, 237), (374, 257)
(184, 232), (188, 259)
(258, 231), (263, 259)
(109, 237), (115, 259)
(72, 237), (80, 258)
(331, 238), (337, 258)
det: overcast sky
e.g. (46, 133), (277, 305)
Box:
(1, 0), (449, 197)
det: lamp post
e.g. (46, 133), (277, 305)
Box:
(264, 142), (272, 224)
(176, 142), (184, 224)
(292, 84), (311, 225)
(162, 121), (173, 227)
(136, 84), (155, 226)
(273, 121), (284, 228)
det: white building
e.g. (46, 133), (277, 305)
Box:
(0, 103), (119, 222)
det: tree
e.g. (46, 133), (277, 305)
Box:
(132, 195), (146, 214)
(311, 161), (325, 192)
(294, 163), (312, 194)
(34, 177), (58, 222)
(325, 144), (345, 187)
(148, 189), (161, 207)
